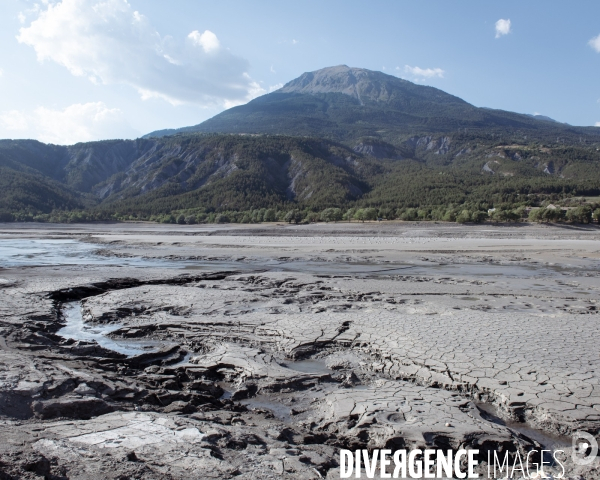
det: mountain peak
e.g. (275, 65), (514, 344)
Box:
(144, 65), (575, 140)
(277, 65), (467, 107)
(278, 65), (408, 103)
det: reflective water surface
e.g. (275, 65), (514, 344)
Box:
(58, 302), (171, 357)
(0, 238), (594, 280)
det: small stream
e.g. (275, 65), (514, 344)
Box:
(476, 402), (572, 463)
(57, 302), (169, 357)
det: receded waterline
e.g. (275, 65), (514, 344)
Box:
(2, 238), (595, 278)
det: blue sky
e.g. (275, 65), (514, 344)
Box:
(2, 0), (600, 144)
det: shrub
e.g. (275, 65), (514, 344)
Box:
(471, 211), (487, 223)
(456, 210), (471, 223)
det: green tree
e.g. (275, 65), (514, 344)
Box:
(354, 209), (367, 222)
(305, 211), (320, 223)
(284, 210), (303, 224)
(456, 210), (471, 223)
(364, 207), (378, 221)
(401, 209), (417, 221)
(528, 208), (542, 222)
(321, 208), (342, 222)
(471, 211), (487, 223)
(343, 208), (356, 222)
(566, 206), (592, 224)
(442, 209), (456, 222)
(264, 208), (276, 222)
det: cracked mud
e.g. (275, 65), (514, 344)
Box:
(1, 222), (600, 479)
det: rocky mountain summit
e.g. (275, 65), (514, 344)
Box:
(278, 65), (466, 106)
(145, 65), (590, 141)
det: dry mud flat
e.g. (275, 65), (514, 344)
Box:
(1, 223), (600, 478)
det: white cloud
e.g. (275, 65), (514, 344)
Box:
(188, 30), (219, 53)
(18, 4), (42, 25)
(292, 39), (298, 45)
(270, 65), (276, 74)
(17, 0), (264, 107)
(495, 18), (511, 38)
(589, 34), (600, 53)
(0, 110), (29, 131)
(223, 73), (265, 108)
(403, 65), (445, 79)
(269, 83), (283, 93)
(595, 122), (600, 127)
(0, 102), (139, 145)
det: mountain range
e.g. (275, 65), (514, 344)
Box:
(2, 65), (600, 222)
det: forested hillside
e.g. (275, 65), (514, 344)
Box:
(3, 66), (600, 224)
(2, 131), (600, 224)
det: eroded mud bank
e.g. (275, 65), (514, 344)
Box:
(1, 223), (600, 479)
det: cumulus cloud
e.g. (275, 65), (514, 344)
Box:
(589, 34), (600, 53)
(403, 65), (445, 79)
(495, 18), (511, 38)
(188, 30), (219, 53)
(0, 111), (29, 131)
(17, 0), (264, 107)
(0, 102), (139, 145)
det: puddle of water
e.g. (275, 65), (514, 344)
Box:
(0, 239), (99, 267)
(476, 402), (572, 454)
(171, 351), (192, 366)
(239, 396), (292, 423)
(282, 358), (331, 375)
(57, 302), (168, 357)
(218, 382), (233, 400)
(0, 239), (187, 269)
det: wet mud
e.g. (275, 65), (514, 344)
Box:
(1, 222), (600, 478)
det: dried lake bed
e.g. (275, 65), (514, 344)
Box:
(1, 221), (600, 479)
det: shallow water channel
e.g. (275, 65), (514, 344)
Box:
(476, 402), (573, 462)
(0, 238), (594, 279)
(57, 301), (170, 357)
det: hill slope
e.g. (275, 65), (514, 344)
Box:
(2, 132), (600, 222)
